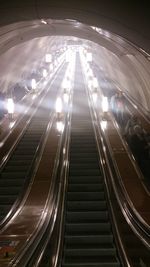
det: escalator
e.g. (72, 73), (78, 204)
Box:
(61, 55), (121, 267)
(0, 114), (50, 222)
(0, 64), (67, 224)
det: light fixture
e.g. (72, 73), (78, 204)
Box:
(102, 96), (108, 112)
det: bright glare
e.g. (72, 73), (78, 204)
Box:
(63, 92), (69, 103)
(0, 142), (4, 148)
(9, 121), (16, 129)
(55, 97), (62, 113)
(45, 54), (52, 63)
(32, 94), (37, 100)
(56, 121), (64, 133)
(88, 68), (93, 77)
(100, 120), (107, 131)
(102, 96), (108, 112)
(86, 52), (92, 62)
(93, 77), (98, 88)
(31, 79), (36, 89)
(92, 92), (98, 103)
(49, 63), (53, 71)
(41, 19), (47, 25)
(66, 48), (74, 63)
(62, 79), (71, 90)
(7, 98), (14, 114)
(88, 79), (93, 90)
(43, 69), (48, 78)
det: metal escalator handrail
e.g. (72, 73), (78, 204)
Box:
(0, 61), (67, 229)
(8, 64), (73, 267)
(83, 75), (130, 267)
(17, 88), (73, 267)
(95, 113), (150, 248)
(81, 56), (150, 248)
(0, 58), (65, 164)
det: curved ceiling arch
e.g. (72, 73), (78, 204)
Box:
(0, 1), (149, 54)
(0, 20), (130, 57)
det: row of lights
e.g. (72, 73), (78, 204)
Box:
(55, 49), (76, 133)
(80, 48), (108, 131)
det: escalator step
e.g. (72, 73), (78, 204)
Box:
(65, 235), (114, 246)
(69, 163), (99, 169)
(68, 184), (103, 192)
(67, 201), (107, 211)
(69, 169), (100, 175)
(69, 176), (102, 184)
(1, 172), (27, 178)
(64, 247), (117, 257)
(0, 195), (17, 204)
(66, 223), (111, 234)
(63, 255), (119, 265)
(0, 205), (12, 214)
(3, 165), (30, 171)
(0, 187), (20, 195)
(0, 179), (24, 186)
(67, 192), (105, 201)
(69, 157), (98, 163)
(62, 262), (120, 267)
(66, 211), (108, 223)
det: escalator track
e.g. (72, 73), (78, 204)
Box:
(61, 55), (121, 267)
(0, 64), (67, 225)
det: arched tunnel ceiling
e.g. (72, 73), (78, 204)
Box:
(0, 20), (135, 56)
(0, 0), (150, 111)
(0, 0), (150, 54)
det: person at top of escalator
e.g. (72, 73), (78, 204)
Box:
(130, 124), (149, 167)
(125, 115), (141, 140)
(110, 90), (126, 127)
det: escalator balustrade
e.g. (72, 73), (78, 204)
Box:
(0, 64), (67, 223)
(61, 55), (121, 267)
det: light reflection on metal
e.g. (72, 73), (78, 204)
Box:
(55, 97), (62, 113)
(102, 96), (108, 112)
(31, 78), (36, 90)
(92, 92), (98, 103)
(100, 120), (107, 131)
(43, 69), (48, 78)
(7, 98), (14, 114)
(41, 19), (48, 25)
(93, 77), (98, 88)
(63, 92), (69, 103)
(0, 142), (4, 148)
(45, 54), (52, 63)
(56, 121), (64, 133)
(9, 121), (16, 129)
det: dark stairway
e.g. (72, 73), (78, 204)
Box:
(61, 54), (121, 267)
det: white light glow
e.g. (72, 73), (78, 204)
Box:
(41, 19), (47, 25)
(86, 52), (92, 62)
(9, 121), (16, 129)
(31, 79), (36, 90)
(7, 98), (14, 114)
(88, 79), (93, 90)
(56, 121), (64, 133)
(102, 96), (108, 112)
(62, 79), (71, 90)
(32, 94), (37, 100)
(88, 68), (93, 77)
(55, 97), (62, 113)
(92, 92), (98, 103)
(45, 54), (52, 63)
(49, 63), (53, 71)
(43, 69), (48, 78)
(93, 77), (98, 88)
(100, 120), (107, 131)
(0, 142), (4, 147)
(63, 92), (69, 103)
